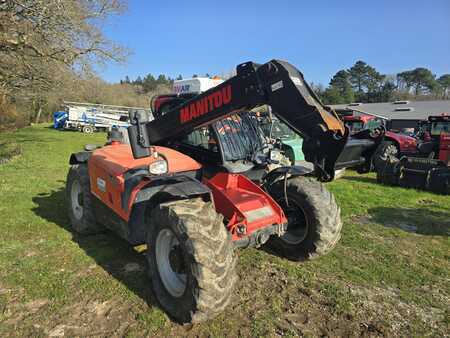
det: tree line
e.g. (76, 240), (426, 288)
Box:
(119, 73), (215, 94)
(314, 61), (450, 105)
(120, 75), (175, 93)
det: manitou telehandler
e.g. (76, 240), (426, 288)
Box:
(66, 60), (382, 323)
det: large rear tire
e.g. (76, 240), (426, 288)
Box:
(147, 198), (237, 323)
(265, 176), (342, 261)
(66, 164), (103, 234)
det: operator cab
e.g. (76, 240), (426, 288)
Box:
(430, 117), (450, 138)
(169, 112), (278, 180)
(417, 114), (450, 158)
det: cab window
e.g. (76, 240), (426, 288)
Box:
(182, 127), (218, 152)
(431, 122), (450, 136)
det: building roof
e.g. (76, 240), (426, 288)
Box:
(330, 100), (450, 120)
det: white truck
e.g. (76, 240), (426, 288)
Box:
(55, 101), (150, 133)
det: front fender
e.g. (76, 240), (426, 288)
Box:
(127, 175), (211, 245)
(134, 176), (211, 204)
(69, 151), (91, 165)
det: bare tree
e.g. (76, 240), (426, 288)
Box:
(0, 0), (128, 95)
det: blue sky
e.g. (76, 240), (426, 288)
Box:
(101, 0), (450, 86)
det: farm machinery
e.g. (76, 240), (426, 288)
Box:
(336, 109), (418, 168)
(376, 114), (450, 194)
(66, 59), (382, 323)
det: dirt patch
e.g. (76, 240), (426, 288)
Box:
(0, 142), (22, 165)
(416, 198), (436, 206)
(1, 298), (137, 337)
(48, 299), (135, 336)
(350, 214), (372, 225)
(2, 298), (48, 327)
(159, 258), (396, 337)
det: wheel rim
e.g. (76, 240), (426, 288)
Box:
(155, 228), (187, 297)
(277, 198), (309, 245)
(70, 179), (83, 220)
(384, 145), (398, 159)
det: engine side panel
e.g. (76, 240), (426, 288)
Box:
(88, 143), (202, 221)
(92, 173), (211, 245)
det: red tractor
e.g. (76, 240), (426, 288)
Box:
(376, 114), (450, 193)
(66, 60), (381, 323)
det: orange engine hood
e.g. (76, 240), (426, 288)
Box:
(90, 144), (201, 177)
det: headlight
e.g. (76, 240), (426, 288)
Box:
(149, 159), (168, 174)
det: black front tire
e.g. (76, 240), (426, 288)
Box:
(264, 176), (342, 261)
(147, 198), (237, 323)
(66, 164), (103, 234)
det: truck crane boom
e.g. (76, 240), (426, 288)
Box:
(128, 59), (375, 181)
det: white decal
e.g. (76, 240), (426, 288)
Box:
(97, 177), (106, 192)
(271, 81), (284, 92)
(290, 76), (303, 86)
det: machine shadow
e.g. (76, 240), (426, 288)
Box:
(368, 206), (450, 236)
(31, 188), (164, 314)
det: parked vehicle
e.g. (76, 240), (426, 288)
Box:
(341, 112), (418, 160)
(54, 102), (149, 133)
(376, 114), (450, 194)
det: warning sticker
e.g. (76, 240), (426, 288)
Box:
(290, 76), (303, 86)
(97, 177), (106, 192)
(271, 81), (284, 92)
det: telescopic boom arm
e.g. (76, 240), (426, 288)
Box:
(128, 59), (351, 180)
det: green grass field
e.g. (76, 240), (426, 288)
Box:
(0, 125), (449, 337)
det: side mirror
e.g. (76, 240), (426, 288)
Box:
(128, 110), (151, 158)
